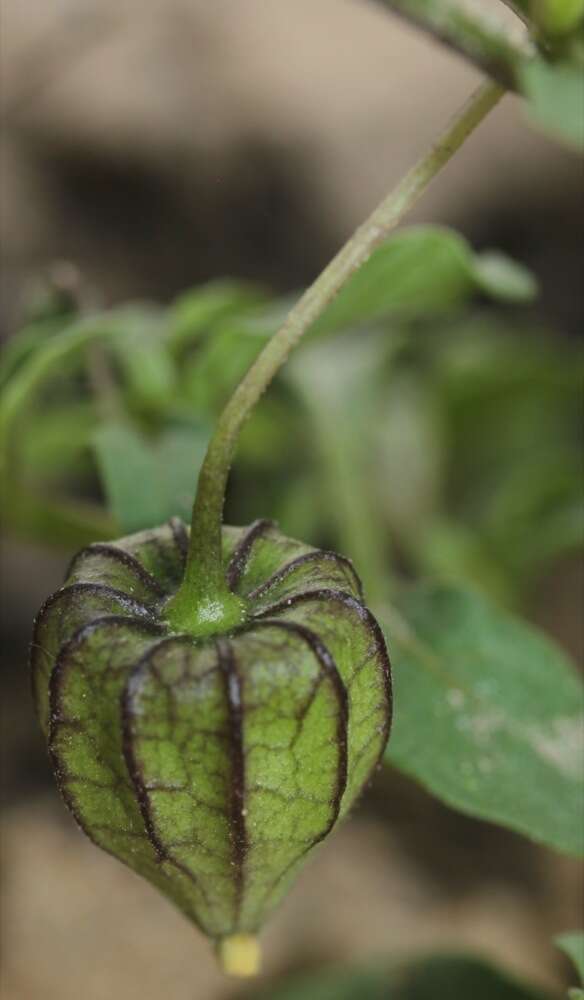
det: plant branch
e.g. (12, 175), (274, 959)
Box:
(166, 79), (504, 634)
(373, 0), (533, 88)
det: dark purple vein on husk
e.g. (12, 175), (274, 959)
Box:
(242, 617), (349, 919)
(122, 635), (214, 912)
(225, 519), (274, 591)
(254, 588), (393, 774)
(48, 617), (165, 855)
(66, 543), (168, 597)
(216, 637), (247, 927)
(246, 549), (363, 603)
(30, 582), (157, 723)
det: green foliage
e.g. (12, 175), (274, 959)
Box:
(4, 1), (582, 971)
(0, 227), (546, 552)
(309, 227), (538, 337)
(93, 420), (210, 533)
(470, 252), (538, 303)
(519, 59), (584, 148)
(384, 583), (584, 855)
(167, 280), (267, 354)
(556, 932), (584, 989)
(377, 0), (584, 148)
(283, 319), (583, 607)
(3, 222), (581, 911)
(35, 519), (390, 938)
(259, 953), (553, 1000)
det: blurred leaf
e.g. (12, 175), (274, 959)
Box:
(93, 420), (209, 532)
(520, 58), (584, 148)
(556, 932), (584, 984)
(0, 317), (71, 389)
(274, 474), (325, 543)
(286, 334), (391, 597)
(0, 312), (141, 478)
(311, 228), (472, 337)
(412, 518), (515, 604)
(93, 424), (164, 533)
(373, 371), (445, 538)
(21, 402), (97, 483)
(1, 485), (115, 548)
(424, 319), (584, 589)
(384, 583), (584, 855)
(310, 227), (536, 339)
(261, 954), (552, 1000)
(433, 320), (584, 407)
(153, 422), (210, 523)
(482, 452), (584, 577)
(167, 280), (266, 354)
(181, 323), (268, 415)
(472, 252), (538, 303)
(109, 309), (176, 415)
(391, 955), (552, 1000)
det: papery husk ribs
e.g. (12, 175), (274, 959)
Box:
(31, 518), (392, 939)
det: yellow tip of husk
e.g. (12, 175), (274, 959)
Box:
(216, 934), (261, 977)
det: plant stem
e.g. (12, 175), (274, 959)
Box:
(374, 0), (532, 90)
(166, 79), (504, 635)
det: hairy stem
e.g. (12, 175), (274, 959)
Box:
(166, 79), (504, 634)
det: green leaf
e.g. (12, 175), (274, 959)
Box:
(20, 402), (97, 482)
(153, 422), (210, 522)
(167, 280), (266, 354)
(261, 954), (552, 1000)
(520, 58), (584, 148)
(309, 227), (536, 339)
(373, 370), (445, 539)
(93, 421), (210, 532)
(93, 424), (164, 533)
(0, 315), (120, 477)
(181, 323), (267, 414)
(0, 317), (70, 389)
(384, 583), (584, 855)
(472, 252), (538, 303)
(311, 228), (474, 336)
(108, 309), (176, 415)
(412, 519), (515, 605)
(286, 334), (391, 598)
(556, 932), (584, 984)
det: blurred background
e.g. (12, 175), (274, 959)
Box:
(1, 2), (583, 999)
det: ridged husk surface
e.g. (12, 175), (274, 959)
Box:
(31, 518), (392, 939)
